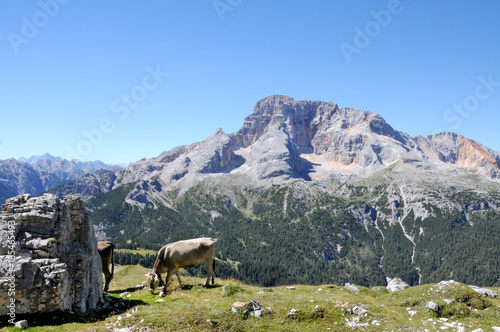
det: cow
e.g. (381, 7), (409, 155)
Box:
(97, 241), (115, 292)
(147, 237), (217, 295)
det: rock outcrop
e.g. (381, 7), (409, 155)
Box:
(0, 194), (103, 316)
(386, 277), (410, 292)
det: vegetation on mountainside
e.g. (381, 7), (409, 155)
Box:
(86, 181), (500, 288)
(2, 265), (499, 331)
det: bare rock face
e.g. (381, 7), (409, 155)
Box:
(0, 194), (103, 316)
(232, 95), (338, 151)
(311, 108), (411, 169)
(418, 132), (500, 168)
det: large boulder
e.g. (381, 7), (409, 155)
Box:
(386, 277), (410, 292)
(0, 194), (103, 316)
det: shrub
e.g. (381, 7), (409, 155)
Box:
(441, 302), (470, 318)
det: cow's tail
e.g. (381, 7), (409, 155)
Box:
(110, 242), (115, 280)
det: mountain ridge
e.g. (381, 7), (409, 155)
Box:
(0, 156), (121, 202)
(49, 95), (499, 204)
(35, 95), (500, 288)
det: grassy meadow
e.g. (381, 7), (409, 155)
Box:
(2, 264), (499, 331)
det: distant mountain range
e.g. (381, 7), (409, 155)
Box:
(0, 153), (122, 202)
(17, 153), (63, 164)
(2, 95), (499, 287)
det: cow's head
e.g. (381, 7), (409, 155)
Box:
(147, 272), (164, 290)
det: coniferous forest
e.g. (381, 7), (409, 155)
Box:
(87, 181), (500, 288)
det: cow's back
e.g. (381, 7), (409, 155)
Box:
(162, 237), (216, 268)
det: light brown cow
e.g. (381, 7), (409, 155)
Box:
(147, 237), (217, 294)
(97, 241), (115, 292)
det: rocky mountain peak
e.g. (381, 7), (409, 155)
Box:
(427, 132), (499, 168)
(232, 95), (339, 150)
(18, 153), (61, 164)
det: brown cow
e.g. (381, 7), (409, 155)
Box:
(97, 241), (115, 292)
(147, 237), (217, 294)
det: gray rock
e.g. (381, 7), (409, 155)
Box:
(433, 280), (458, 290)
(246, 300), (263, 311)
(287, 308), (299, 318)
(425, 301), (439, 312)
(386, 277), (410, 292)
(0, 194), (103, 315)
(407, 310), (417, 317)
(352, 306), (367, 315)
(15, 320), (28, 328)
(344, 283), (359, 293)
(468, 285), (498, 298)
(345, 316), (360, 330)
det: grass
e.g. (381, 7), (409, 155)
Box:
(2, 265), (499, 331)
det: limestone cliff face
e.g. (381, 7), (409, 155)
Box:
(311, 108), (412, 170)
(418, 132), (500, 168)
(0, 194), (103, 315)
(231, 95), (338, 151)
(226, 95), (340, 180)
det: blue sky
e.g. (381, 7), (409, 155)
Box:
(1, 1), (499, 164)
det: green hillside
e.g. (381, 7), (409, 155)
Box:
(86, 179), (500, 288)
(2, 265), (499, 331)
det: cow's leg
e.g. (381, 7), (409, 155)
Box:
(103, 272), (111, 292)
(102, 261), (111, 292)
(204, 258), (213, 287)
(175, 269), (182, 288)
(163, 268), (175, 294)
(212, 258), (215, 285)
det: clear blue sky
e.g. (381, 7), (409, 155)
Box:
(1, 1), (499, 164)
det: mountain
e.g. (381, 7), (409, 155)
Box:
(18, 153), (62, 164)
(47, 95), (500, 287)
(0, 155), (122, 202)
(54, 95), (500, 200)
